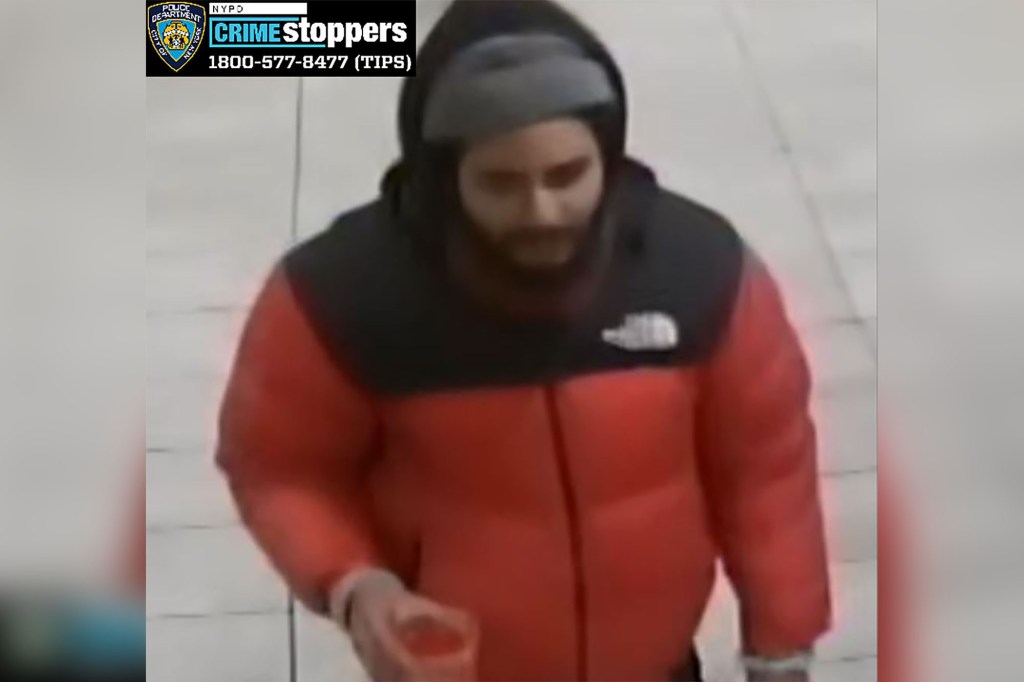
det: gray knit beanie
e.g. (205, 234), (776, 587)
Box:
(422, 32), (618, 144)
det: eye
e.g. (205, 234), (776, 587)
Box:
(478, 170), (521, 195)
(544, 157), (592, 189)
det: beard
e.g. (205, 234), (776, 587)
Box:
(451, 211), (613, 292)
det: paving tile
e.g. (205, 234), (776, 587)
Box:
(146, 525), (287, 617)
(146, 79), (292, 292)
(147, 202), (292, 260)
(763, 249), (859, 331)
(813, 182), (877, 256)
(566, 0), (780, 167)
(818, 560), (878, 661)
(802, 319), (876, 394)
(146, 375), (226, 452)
(295, 603), (369, 682)
(147, 78), (297, 255)
(694, 575), (744, 681)
(812, 380), (878, 476)
(814, 656), (877, 682)
(822, 470), (877, 564)
(147, 612), (290, 682)
(146, 449), (238, 530)
(837, 250), (877, 321)
(728, 0), (876, 323)
(703, 167), (857, 328)
(148, 309), (248, 383)
(291, 1), (449, 242)
(294, 77), (403, 241)
(727, 0), (876, 200)
(147, 246), (279, 315)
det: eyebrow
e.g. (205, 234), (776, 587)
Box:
(478, 155), (592, 179)
(479, 168), (522, 183)
(544, 155), (592, 183)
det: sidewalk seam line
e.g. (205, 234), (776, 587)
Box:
(286, 75), (305, 682)
(720, 0), (876, 358)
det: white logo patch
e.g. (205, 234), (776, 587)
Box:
(601, 312), (679, 351)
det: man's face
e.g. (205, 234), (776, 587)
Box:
(457, 118), (605, 271)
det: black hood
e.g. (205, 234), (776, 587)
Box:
(382, 1), (630, 193)
(381, 0), (656, 259)
(397, 0), (627, 168)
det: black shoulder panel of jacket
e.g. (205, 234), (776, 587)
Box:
(283, 190), (744, 397)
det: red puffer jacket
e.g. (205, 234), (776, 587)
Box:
(216, 178), (830, 680)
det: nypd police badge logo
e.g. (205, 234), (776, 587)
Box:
(148, 3), (206, 72)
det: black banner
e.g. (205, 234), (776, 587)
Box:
(146, 1), (416, 77)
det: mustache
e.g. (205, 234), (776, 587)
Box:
(498, 225), (587, 246)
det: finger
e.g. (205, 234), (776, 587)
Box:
(365, 650), (398, 682)
(394, 597), (477, 642)
(366, 609), (416, 678)
(351, 618), (390, 679)
(390, 595), (454, 628)
(359, 632), (402, 682)
(376, 644), (413, 682)
(369, 609), (407, 657)
(350, 618), (370, 658)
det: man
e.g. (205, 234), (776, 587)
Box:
(216, 1), (831, 680)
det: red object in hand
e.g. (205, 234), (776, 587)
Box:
(399, 621), (467, 658)
(392, 611), (478, 681)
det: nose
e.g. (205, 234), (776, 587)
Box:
(522, 187), (560, 228)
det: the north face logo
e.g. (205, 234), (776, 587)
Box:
(602, 312), (679, 351)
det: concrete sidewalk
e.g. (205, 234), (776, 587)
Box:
(146, 2), (877, 680)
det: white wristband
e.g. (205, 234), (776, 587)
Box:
(328, 567), (404, 632)
(741, 650), (814, 675)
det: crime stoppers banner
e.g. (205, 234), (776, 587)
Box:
(146, 1), (415, 77)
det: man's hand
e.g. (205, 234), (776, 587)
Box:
(330, 570), (407, 681)
(330, 570), (471, 681)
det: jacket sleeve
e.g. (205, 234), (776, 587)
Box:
(129, 471), (145, 595)
(216, 265), (383, 615)
(696, 251), (832, 656)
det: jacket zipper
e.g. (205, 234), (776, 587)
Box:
(545, 385), (589, 681)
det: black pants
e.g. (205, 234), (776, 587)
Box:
(667, 646), (704, 682)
